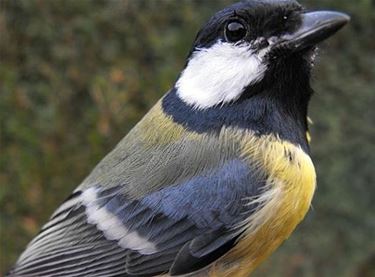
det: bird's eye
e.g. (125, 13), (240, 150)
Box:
(225, 21), (247, 42)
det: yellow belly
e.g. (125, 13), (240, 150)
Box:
(211, 134), (316, 277)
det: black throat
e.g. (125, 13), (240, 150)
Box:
(162, 54), (313, 153)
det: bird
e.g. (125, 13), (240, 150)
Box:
(8, 1), (349, 276)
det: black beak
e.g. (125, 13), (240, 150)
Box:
(276, 11), (350, 52)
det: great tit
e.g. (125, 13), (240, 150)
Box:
(9, 1), (349, 276)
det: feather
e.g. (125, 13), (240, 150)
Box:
(10, 156), (265, 276)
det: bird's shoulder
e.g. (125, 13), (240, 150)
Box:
(79, 99), (262, 197)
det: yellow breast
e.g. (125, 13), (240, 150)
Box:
(211, 134), (316, 277)
(135, 104), (315, 276)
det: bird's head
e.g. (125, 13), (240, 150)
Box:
(174, 0), (349, 110)
(163, 0), (349, 150)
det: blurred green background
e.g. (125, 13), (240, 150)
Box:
(0, 0), (374, 276)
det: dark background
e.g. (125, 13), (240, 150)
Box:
(1, 0), (374, 276)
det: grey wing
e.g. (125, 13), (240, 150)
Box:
(8, 159), (264, 277)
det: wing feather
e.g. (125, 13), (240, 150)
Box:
(9, 159), (264, 277)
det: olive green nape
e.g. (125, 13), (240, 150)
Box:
(80, 102), (247, 199)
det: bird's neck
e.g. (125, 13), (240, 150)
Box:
(162, 82), (311, 153)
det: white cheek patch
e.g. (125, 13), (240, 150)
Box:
(176, 41), (269, 109)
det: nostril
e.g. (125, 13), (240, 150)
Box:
(259, 38), (270, 48)
(262, 39), (270, 48)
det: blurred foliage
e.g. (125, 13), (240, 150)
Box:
(0, 0), (374, 276)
